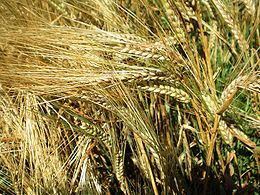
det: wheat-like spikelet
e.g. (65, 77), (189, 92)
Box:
(208, 21), (218, 50)
(201, 0), (214, 16)
(217, 75), (248, 113)
(163, 1), (186, 43)
(243, 77), (260, 114)
(126, 72), (178, 84)
(251, 92), (260, 115)
(84, 30), (167, 61)
(182, 0), (197, 19)
(178, 0), (197, 32)
(82, 122), (111, 149)
(236, 0), (256, 16)
(220, 75), (248, 102)
(202, 94), (218, 114)
(94, 31), (179, 61)
(117, 43), (168, 61)
(59, 101), (112, 149)
(84, 31), (145, 45)
(47, 0), (70, 17)
(80, 91), (113, 110)
(149, 146), (165, 183)
(218, 120), (233, 146)
(210, 0), (248, 49)
(247, 78), (260, 93)
(112, 33), (147, 43)
(228, 125), (256, 149)
(174, 0), (197, 23)
(115, 150), (127, 193)
(138, 85), (190, 103)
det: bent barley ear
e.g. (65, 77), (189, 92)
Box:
(217, 75), (248, 114)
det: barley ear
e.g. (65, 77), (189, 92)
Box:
(138, 85), (190, 103)
(115, 150), (128, 194)
(217, 75), (248, 114)
(218, 120), (233, 146)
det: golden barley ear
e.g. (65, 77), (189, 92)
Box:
(228, 125), (256, 149)
(217, 75), (248, 114)
(235, 0), (256, 17)
(208, 0), (248, 50)
(114, 149), (128, 194)
(55, 100), (112, 150)
(218, 120), (233, 146)
(138, 84), (190, 103)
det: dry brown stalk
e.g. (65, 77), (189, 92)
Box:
(206, 114), (221, 167)
(190, 99), (209, 146)
(197, 13), (217, 99)
(134, 133), (159, 195)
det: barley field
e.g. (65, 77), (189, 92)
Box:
(0, 0), (259, 194)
